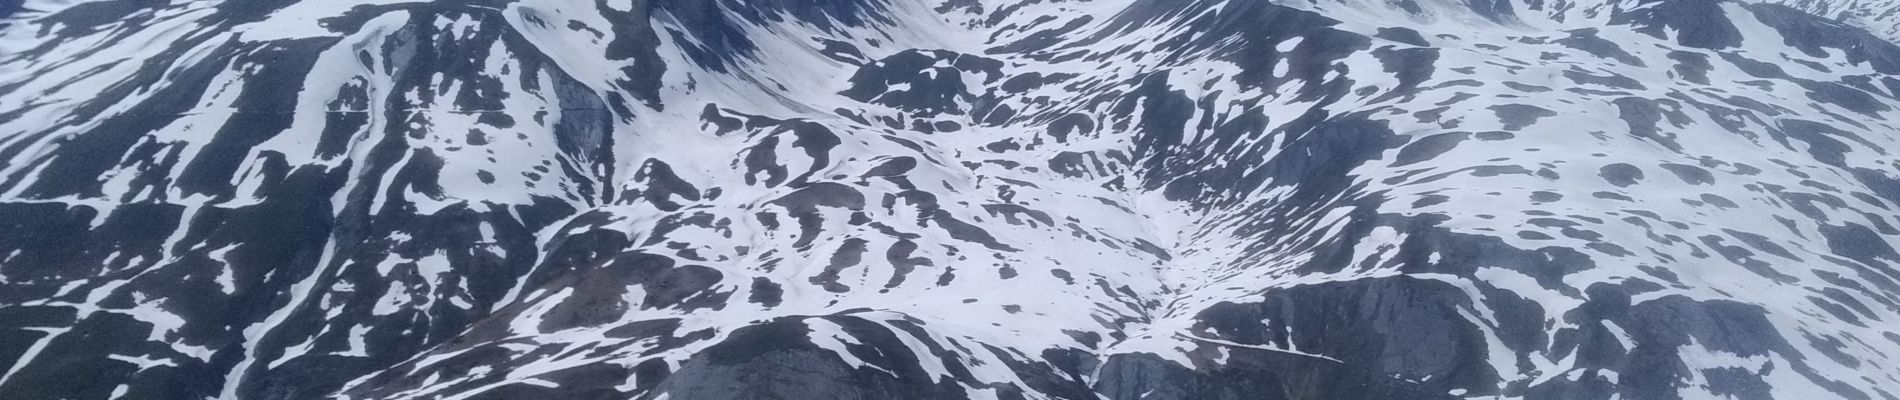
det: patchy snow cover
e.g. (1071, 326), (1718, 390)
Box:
(1, 0), (1899, 399)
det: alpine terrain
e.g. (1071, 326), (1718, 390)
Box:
(2, 0), (1900, 399)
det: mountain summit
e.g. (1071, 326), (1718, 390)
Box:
(2, 0), (1899, 399)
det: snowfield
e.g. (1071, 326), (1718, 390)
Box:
(2, 0), (1900, 399)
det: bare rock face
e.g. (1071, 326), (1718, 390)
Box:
(2, 0), (1899, 399)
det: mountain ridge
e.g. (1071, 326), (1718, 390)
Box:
(2, 0), (1900, 399)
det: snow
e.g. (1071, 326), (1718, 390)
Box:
(2, 0), (1899, 398)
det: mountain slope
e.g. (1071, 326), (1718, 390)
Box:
(1, 0), (1899, 399)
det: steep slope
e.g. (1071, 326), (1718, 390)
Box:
(1, 0), (1898, 399)
(1759, 0), (1900, 42)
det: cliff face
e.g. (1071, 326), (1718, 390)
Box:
(1, 1), (1899, 399)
